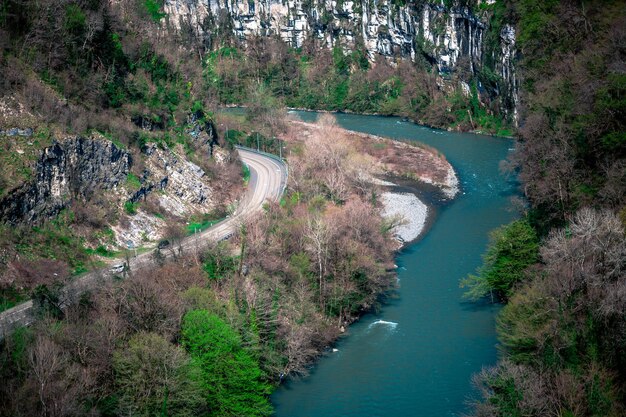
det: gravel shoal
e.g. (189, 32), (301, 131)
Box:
(380, 192), (428, 244)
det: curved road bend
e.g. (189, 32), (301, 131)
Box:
(0, 147), (288, 340)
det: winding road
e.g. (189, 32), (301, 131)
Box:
(0, 146), (288, 340)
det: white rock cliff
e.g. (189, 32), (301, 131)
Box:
(164, 0), (518, 119)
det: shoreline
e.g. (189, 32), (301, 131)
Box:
(220, 109), (460, 368)
(221, 103), (515, 139)
(213, 106), (471, 410)
(277, 117), (460, 249)
(288, 119), (460, 198)
(287, 107), (506, 137)
(377, 173), (451, 248)
(380, 191), (428, 246)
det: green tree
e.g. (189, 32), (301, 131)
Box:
(181, 310), (273, 417)
(245, 83), (286, 138)
(202, 243), (239, 281)
(144, 0), (166, 22)
(461, 218), (539, 301)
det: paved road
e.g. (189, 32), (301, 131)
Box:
(0, 146), (287, 340)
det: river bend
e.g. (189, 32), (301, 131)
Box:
(272, 112), (517, 417)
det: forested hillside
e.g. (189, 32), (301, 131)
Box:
(463, 1), (626, 415)
(0, 0), (246, 311)
(0, 0), (624, 416)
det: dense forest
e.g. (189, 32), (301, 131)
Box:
(0, 0), (624, 416)
(0, 0), (246, 312)
(462, 1), (626, 415)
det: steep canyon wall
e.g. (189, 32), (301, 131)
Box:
(164, 0), (518, 120)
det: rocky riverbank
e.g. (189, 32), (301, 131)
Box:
(286, 118), (458, 247)
(380, 191), (428, 244)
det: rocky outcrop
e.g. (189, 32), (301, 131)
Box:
(165, 0), (488, 64)
(0, 128), (33, 137)
(137, 143), (214, 216)
(0, 97), (240, 251)
(114, 139), (231, 247)
(164, 0), (518, 118)
(185, 110), (220, 155)
(0, 137), (131, 224)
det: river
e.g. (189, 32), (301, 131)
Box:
(271, 112), (518, 417)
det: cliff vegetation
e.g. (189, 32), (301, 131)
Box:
(0, 0), (243, 311)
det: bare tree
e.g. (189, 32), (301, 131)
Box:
(305, 215), (330, 310)
(28, 335), (67, 416)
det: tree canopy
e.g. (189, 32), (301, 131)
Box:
(181, 309), (273, 417)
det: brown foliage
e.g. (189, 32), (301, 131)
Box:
(539, 208), (626, 322)
(514, 1), (626, 223)
(100, 260), (205, 339)
(25, 333), (86, 417)
(2, 258), (69, 290)
(285, 117), (452, 192)
(285, 115), (379, 202)
(472, 360), (624, 417)
(72, 198), (116, 229)
(234, 123), (397, 374)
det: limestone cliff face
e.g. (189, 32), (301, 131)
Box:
(164, 0), (518, 119)
(0, 137), (131, 224)
(497, 23), (518, 121)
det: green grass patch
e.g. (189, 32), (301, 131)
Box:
(85, 245), (119, 258)
(124, 201), (139, 215)
(97, 130), (126, 149)
(125, 173), (142, 189)
(0, 132), (53, 197)
(186, 217), (225, 235)
(186, 209), (229, 235)
(72, 262), (88, 275)
(95, 227), (116, 244)
(7, 210), (92, 275)
(144, 0), (166, 21)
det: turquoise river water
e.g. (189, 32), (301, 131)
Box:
(271, 111), (518, 417)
